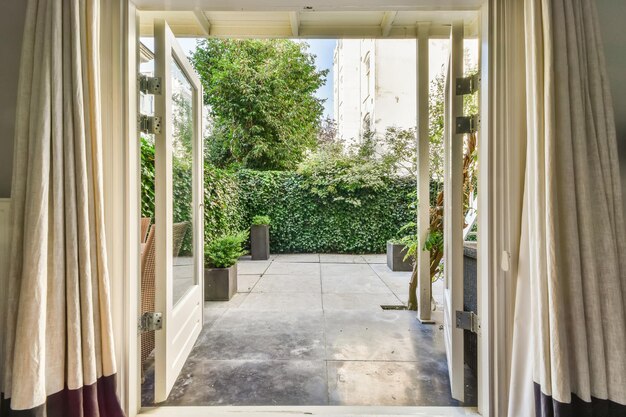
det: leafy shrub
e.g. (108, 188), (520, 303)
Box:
(205, 231), (248, 268)
(297, 141), (393, 207)
(251, 215), (271, 226)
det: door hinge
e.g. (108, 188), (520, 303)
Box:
(138, 312), (163, 332)
(456, 114), (479, 134)
(139, 115), (162, 134)
(456, 310), (480, 334)
(456, 73), (480, 95)
(139, 75), (162, 95)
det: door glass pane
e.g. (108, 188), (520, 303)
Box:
(171, 57), (195, 306)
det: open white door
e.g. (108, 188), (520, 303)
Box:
(153, 19), (204, 403)
(442, 20), (466, 402)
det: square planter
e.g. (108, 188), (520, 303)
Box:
(386, 241), (413, 271)
(250, 224), (270, 260)
(204, 264), (237, 301)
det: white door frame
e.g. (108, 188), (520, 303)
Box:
(98, 1), (523, 416)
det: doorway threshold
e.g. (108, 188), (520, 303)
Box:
(139, 405), (480, 417)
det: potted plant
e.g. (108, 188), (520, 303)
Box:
(204, 231), (248, 301)
(386, 239), (414, 272)
(250, 215), (271, 260)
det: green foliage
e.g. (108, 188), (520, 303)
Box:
(191, 39), (327, 170)
(141, 141), (244, 254)
(237, 169), (415, 253)
(140, 135), (156, 220)
(202, 165), (245, 249)
(251, 215), (271, 226)
(297, 141), (394, 207)
(205, 231), (249, 268)
(423, 230), (443, 252)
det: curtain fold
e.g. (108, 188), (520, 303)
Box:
(1, 0), (124, 416)
(509, 0), (626, 416)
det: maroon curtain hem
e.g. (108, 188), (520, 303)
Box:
(1, 374), (125, 417)
(534, 383), (626, 417)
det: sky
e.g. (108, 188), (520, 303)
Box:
(296, 39), (336, 119)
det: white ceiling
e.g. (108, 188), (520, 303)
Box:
(138, 10), (479, 39)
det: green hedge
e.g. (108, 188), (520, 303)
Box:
(141, 138), (244, 255)
(236, 170), (414, 253)
(142, 141), (417, 254)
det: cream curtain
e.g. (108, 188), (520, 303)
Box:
(1, 0), (124, 416)
(509, 0), (626, 416)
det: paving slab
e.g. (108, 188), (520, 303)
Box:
(322, 293), (402, 310)
(319, 254), (366, 263)
(164, 360), (328, 406)
(273, 254), (320, 263)
(327, 360), (457, 406)
(252, 274), (321, 293)
(362, 254), (387, 264)
(265, 261), (320, 276)
(194, 310), (325, 360)
(237, 260), (272, 275)
(237, 274), (261, 293)
(321, 263), (379, 279)
(322, 274), (392, 294)
(370, 263), (412, 279)
(324, 309), (445, 362)
(204, 292), (248, 310)
(238, 292), (323, 311)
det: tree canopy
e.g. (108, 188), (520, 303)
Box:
(191, 39), (328, 170)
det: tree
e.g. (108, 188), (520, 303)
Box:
(191, 39), (328, 170)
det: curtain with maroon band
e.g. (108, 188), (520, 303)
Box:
(509, 0), (626, 416)
(0, 0), (124, 416)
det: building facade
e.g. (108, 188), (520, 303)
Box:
(333, 38), (417, 144)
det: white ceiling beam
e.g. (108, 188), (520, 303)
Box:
(289, 11), (300, 36)
(380, 11), (397, 37)
(193, 10), (211, 36)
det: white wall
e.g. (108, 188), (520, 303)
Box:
(596, 0), (626, 219)
(334, 39), (362, 143)
(334, 38), (417, 145)
(0, 1), (27, 198)
(373, 39), (417, 133)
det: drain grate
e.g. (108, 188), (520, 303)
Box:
(380, 305), (408, 310)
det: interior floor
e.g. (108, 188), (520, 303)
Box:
(142, 254), (477, 407)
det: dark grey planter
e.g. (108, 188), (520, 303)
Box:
(204, 264), (237, 301)
(386, 241), (413, 271)
(251, 224), (270, 260)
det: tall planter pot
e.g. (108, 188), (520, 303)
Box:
(386, 241), (413, 272)
(204, 264), (237, 301)
(251, 224), (270, 260)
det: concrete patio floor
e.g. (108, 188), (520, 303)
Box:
(142, 254), (475, 407)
